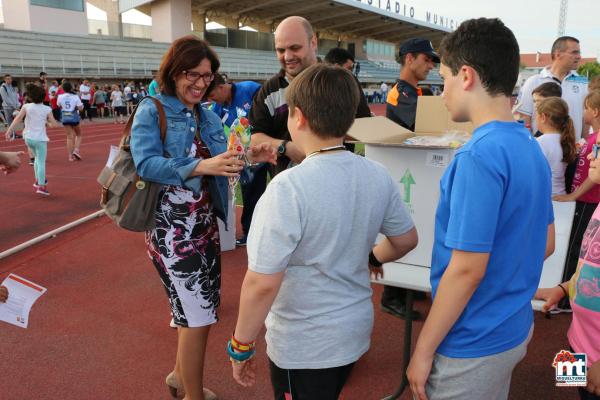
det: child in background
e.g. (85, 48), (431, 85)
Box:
(6, 84), (57, 195)
(110, 84), (125, 124)
(57, 81), (84, 162)
(553, 91), (600, 313)
(536, 130), (600, 399)
(536, 97), (578, 195)
(531, 82), (562, 137)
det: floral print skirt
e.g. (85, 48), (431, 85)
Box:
(146, 183), (221, 328)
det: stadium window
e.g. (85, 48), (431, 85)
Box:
(30, 0), (84, 12)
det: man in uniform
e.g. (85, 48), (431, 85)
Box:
(383, 38), (439, 319)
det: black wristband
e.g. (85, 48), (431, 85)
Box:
(369, 251), (383, 268)
(558, 283), (568, 298)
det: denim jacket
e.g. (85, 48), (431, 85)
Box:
(130, 94), (230, 221)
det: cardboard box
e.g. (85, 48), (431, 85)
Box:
(348, 96), (472, 268)
(350, 96), (572, 302)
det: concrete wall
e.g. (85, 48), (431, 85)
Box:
(151, 0), (191, 43)
(30, 5), (88, 35)
(3, 0), (32, 31)
(3, 0), (88, 35)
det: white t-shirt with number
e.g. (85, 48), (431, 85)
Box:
(57, 93), (83, 112)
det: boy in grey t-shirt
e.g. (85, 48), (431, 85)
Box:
(230, 64), (418, 400)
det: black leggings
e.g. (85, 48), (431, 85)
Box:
(269, 359), (354, 400)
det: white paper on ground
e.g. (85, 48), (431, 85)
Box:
(105, 145), (120, 168)
(0, 274), (47, 328)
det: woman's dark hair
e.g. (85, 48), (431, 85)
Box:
(62, 81), (74, 94)
(537, 97), (577, 163)
(158, 35), (220, 97)
(26, 83), (45, 104)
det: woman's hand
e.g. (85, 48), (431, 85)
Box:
(247, 143), (277, 166)
(193, 150), (244, 177)
(232, 358), (257, 387)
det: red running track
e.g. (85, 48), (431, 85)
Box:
(0, 111), (578, 399)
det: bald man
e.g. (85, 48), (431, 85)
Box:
(248, 16), (318, 175)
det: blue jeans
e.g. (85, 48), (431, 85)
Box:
(25, 139), (47, 185)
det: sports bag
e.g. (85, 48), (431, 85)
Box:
(97, 97), (167, 232)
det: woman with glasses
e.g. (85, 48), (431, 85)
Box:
(130, 36), (276, 400)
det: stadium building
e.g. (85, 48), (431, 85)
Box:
(0, 0), (449, 86)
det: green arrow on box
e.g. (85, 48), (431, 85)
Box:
(400, 169), (416, 203)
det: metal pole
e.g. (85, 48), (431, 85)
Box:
(97, 56), (100, 74)
(0, 210), (105, 260)
(382, 289), (415, 400)
(80, 55), (84, 74)
(62, 56), (65, 74)
(42, 53), (46, 72)
(20, 52), (24, 73)
(113, 57), (117, 75)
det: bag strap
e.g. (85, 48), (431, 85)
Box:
(120, 96), (167, 149)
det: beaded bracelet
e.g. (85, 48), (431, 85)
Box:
(227, 340), (256, 363)
(231, 333), (255, 352)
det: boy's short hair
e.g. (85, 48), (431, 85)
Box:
(26, 83), (45, 103)
(324, 48), (354, 66)
(439, 18), (519, 97)
(286, 63), (359, 139)
(532, 82), (562, 98)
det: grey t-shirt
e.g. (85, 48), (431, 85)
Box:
(247, 151), (414, 369)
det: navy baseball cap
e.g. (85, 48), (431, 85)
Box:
(399, 38), (440, 63)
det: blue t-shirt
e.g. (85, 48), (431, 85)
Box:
(431, 120), (554, 358)
(212, 81), (261, 127)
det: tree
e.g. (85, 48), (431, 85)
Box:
(577, 61), (600, 79)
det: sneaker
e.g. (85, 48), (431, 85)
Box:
(72, 149), (82, 160)
(13, 133), (22, 139)
(236, 235), (247, 246)
(169, 318), (178, 329)
(380, 300), (422, 320)
(68, 155), (75, 162)
(33, 180), (47, 189)
(29, 158), (35, 166)
(36, 185), (50, 196)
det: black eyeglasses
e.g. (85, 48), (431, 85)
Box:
(182, 70), (215, 84)
(592, 144), (600, 159)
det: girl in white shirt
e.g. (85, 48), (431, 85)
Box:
(6, 84), (57, 195)
(57, 81), (84, 161)
(110, 84), (126, 124)
(536, 97), (578, 196)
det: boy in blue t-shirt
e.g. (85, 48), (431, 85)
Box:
(205, 75), (263, 246)
(407, 18), (555, 400)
